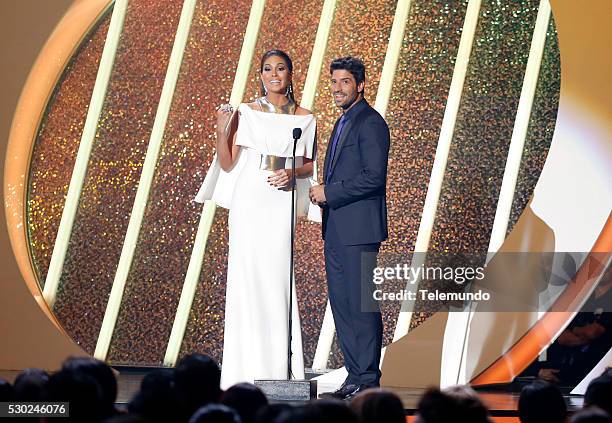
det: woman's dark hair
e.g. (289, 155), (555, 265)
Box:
(330, 56), (366, 92)
(259, 49), (295, 102)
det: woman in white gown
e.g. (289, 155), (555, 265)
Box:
(195, 50), (318, 389)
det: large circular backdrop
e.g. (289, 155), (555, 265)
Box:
(11, 0), (562, 367)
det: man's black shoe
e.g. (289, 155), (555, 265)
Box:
(318, 382), (359, 399)
(343, 385), (377, 401)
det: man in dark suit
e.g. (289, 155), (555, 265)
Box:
(309, 56), (390, 400)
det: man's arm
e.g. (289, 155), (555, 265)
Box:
(324, 116), (390, 209)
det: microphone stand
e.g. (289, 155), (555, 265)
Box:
(254, 128), (316, 400)
(288, 131), (298, 380)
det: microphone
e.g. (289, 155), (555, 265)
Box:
(293, 128), (302, 140)
(291, 127), (301, 167)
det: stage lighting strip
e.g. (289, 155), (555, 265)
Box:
(440, 0), (553, 387)
(163, 0), (267, 367)
(41, 0), (129, 308)
(300, 0), (338, 110)
(311, 0), (412, 372)
(488, 0), (551, 253)
(374, 0), (412, 117)
(393, 0), (483, 341)
(94, 0), (198, 360)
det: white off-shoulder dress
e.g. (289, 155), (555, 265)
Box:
(195, 103), (318, 389)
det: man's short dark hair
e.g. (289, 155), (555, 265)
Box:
(330, 56), (366, 87)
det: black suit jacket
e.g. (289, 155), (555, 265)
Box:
(322, 99), (390, 245)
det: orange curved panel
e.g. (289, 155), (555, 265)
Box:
(472, 213), (612, 385)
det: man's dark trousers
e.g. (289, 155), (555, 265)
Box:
(324, 215), (382, 387)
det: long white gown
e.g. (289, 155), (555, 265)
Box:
(195, 103), (318, 389)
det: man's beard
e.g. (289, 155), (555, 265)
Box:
(340, 92), (358, 110)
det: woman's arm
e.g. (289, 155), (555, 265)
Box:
(295, 158), (314, 178)
(216, 107), (241, 171)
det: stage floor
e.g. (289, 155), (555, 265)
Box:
(110, 368), (585, 417)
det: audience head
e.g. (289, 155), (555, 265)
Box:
(128, 369), (179, 423)
(585, 375), (612, 416)
(570, 407), (612, 423)
(254, 404), (293, 423)
(350, 388), (405, 423)
(139, 368), (174, 392)
(311, 399), (359, 423)
(44, 368), (104, 423)
(189, 404), (241, 423)
(21, 354), (612, 423)
(174, 353), (222, 417)
(276, 400), (357, 423)
(443, 385), (491, 423)
(0, 378), (15, 401)
(221, 383), (268, 423)
(13, 368), (49, 401)
(62, 356), (118, 417)
(416, 387), (460, 423)
(518, 380), (566, 423)
(102, 415), (148, 423)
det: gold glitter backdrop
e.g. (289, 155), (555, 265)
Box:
(412, 0), (561, 327)
(25, 0), (560, 367)
(56, 0), (183, 357)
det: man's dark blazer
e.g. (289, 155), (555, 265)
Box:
(322, 99), (390, 245)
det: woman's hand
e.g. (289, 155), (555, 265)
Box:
(268, 169), (292, 189)
(216, 104), (233, 135)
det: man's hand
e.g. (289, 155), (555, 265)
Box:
(309, 185), (327, 206)
(538, 368), (561, 383)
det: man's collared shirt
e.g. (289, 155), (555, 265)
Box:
(325, 97), (365, 184)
